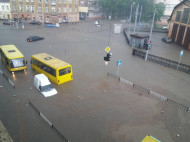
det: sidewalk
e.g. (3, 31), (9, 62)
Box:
(0, 120), (14, 142)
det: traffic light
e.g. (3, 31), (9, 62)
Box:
(104, 53), (112, 61)
(146, 44), (151, 50)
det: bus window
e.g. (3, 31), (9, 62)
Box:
(59, 67), (71, 76)
(10, 58), (25, 68)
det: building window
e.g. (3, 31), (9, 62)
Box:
(45, 0), (49, 3)
(58, 7), (61, 13)
(31, 0), (34, 2)
(181, 8), (190, 24)
(38, 7), (42, 12)
(58, 0), (61, 3)
(46, 16), (49, 22)
(6, 6), (9, 10)
(63, 7), (66, 13)
(38, 0), (41, 3)
(69, 8), (72, 13)
(39, 16), (42, 21)
(31, 5), (34, 12)
(75, 0), (77, 4)
(26, 5), (30, 12)
(19, 0), (23, 1)
(26, 0), (29, 2)
(175, 11), (182, 22)
(69, 0), (72, 4)
(46, 7), (49, 13)
(52, 7), (56, 13)
(13, 6), (16, 11)
(2, 5), (4, 10)
(75, 8), (77, 13)
(63, 0), (66, 3)
(19, 5), (23, 12)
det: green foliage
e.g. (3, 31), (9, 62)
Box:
(98, 0), (165, 22)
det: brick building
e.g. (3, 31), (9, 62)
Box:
(10, 0), (79, 23)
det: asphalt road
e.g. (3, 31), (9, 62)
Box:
(0, 20), (190, 142)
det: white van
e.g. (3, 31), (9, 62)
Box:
(34, 74), (57, 97)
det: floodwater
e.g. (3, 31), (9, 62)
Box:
(0, 20), (190, 142)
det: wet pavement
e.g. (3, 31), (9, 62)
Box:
(0, 20), (190, 142)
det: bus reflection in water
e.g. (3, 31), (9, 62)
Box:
(31, 53), (73, 85)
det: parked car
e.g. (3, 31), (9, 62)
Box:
(162, 26), (168, 30)
(79, 16), (85, 20)
(45, 24), (56, 27)
(3, 20), (15, 25)
(29, 21), (41, 25)
(27, 36), (44, 42)
(162, 37), (172, 43)
(34, 74), (57, 97)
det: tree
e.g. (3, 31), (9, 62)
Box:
(98, 0), (165, 22)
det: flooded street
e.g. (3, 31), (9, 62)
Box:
(0, 20), (190, 142)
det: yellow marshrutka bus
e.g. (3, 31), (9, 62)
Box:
(0, 45), (27, 73)
(31, 53), (73, 85)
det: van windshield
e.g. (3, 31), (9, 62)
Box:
(41, 84), (54, 92)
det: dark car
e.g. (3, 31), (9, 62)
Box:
(27, 36), (44, 42)
(29, 21), (41, 25)
(162, 37), (172, 43)
(3, 20), (15, 25)
(79, 16), (85, 20)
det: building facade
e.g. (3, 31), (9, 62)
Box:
(0, 0), (12, 20)
(78, 0), (103, 19)
(87, 0), (103, 19)
(155, 0), (182, 25)
(79, 0), (88, 19)
(10, 0), (79, 23)
(168, 0), (190, 50)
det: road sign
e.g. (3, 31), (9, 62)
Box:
(180, 50), (184, 56)
(105, 47), (110, 53)
(117, 60), (122, 66)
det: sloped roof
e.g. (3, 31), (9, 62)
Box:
(168, 0), (190, 21)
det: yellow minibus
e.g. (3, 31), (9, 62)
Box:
(0, 45), (27, 73)
(31, 53), (73, 85)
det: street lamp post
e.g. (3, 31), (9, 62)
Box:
(137, 6), (142, 32)
(108, 11), (112, 47)
(134, 4), (139, 34)
(145, 9), (156, 61)
(128, 3), (133, 37)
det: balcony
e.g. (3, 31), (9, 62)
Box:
(51, 1), (56, 6)
(52, 12), (57, 15)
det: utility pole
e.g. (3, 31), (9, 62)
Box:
(128, 3), (133, 37)
(149, 9), (156, 42)
(145, 9), (156, 61)
(134, 4), (139, 34)
(108, 11), (112, 47)
(137, 5), (142, 32)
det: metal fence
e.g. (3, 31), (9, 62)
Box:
(29, 101), (69, 142)
(132, 49), (190, 74)
(107, 72), (120, 81)
(167, 98), (189, 111)
(123, 28), (130, 44)
(107, 72), (190, 112)
(0, 69), (15, 88)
